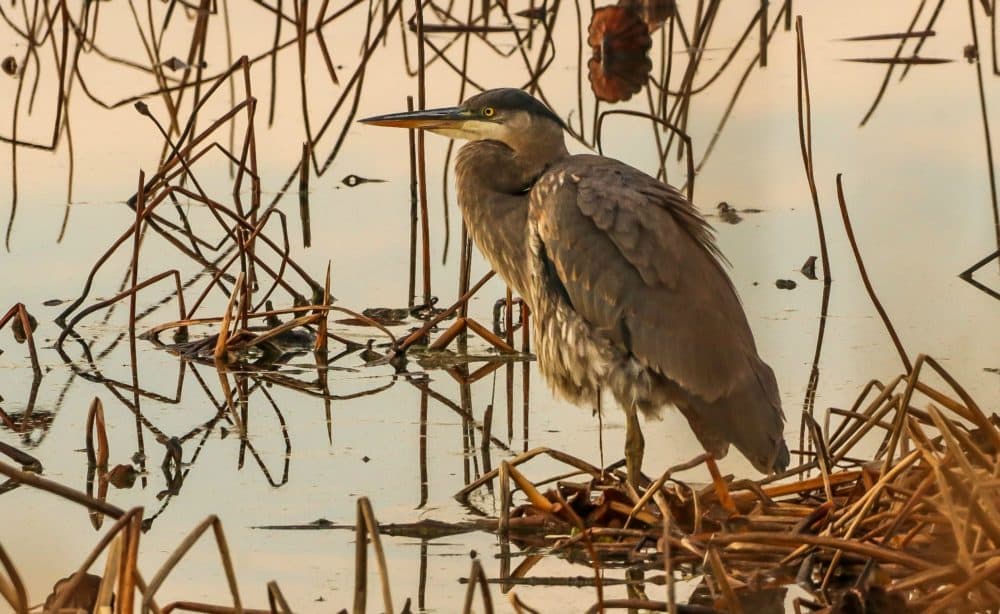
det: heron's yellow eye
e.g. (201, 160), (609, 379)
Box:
(482, 107), (495, 117)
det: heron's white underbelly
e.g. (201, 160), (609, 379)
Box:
(530, 283), (681, 417)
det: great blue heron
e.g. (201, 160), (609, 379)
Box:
(362, 88), (789, 483)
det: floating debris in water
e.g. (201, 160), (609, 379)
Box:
(161, 57), (205, 70)
(717, 201), (743, 224)
(42, 298), (65, 306)
(515, 6), (547, 20)
(775, 278), (797, 289)
(714, 202), (764, 224)
(800, 255), (818, 279)
(10, 311), (38, 343)
(107, 464), (137, 489)
(342, 174), (386, 187)
(337, 310), (406, 326)
(163, 57), (187, 70)
(358, 339), (383, 363)
(1, 56), (16, 76)
(842, 56), (953, 65)
(365, 306), (411, 325)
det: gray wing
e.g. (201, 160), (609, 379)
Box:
(529, 155), (788, 471)
(530, 155), (758, 402)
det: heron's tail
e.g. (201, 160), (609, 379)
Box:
(677, 359), (789, 474)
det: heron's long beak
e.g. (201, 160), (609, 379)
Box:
(359, 106), (469, 129)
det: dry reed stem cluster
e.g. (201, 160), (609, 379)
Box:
(456, 355), (1000, 613)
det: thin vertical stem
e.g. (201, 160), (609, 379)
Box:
(968, 0), (1000, 272)
(415, 0), (432, 305)
(407, 96), (419, 307)
(835, 175), (911, 372)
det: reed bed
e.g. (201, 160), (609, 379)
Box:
(455, 354), (1000, 612)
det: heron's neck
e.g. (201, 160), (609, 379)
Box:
(460, 125), (569, 191)
(455, 135), (567, 297)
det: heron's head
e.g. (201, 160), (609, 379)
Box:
(360, 88), (567, 160)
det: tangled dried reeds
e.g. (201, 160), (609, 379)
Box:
(455, 355), (1000, 613)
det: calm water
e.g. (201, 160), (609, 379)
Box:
(1, 1), (998, 611)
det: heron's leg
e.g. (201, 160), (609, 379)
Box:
(624, 401), (644, 486)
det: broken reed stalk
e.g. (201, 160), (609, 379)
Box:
(428, 316), (517, 353)
(46, 508), (147, 612)
(56, 269), (189, 349)
(0, 442), (40, 472)
(397, 270), (496, 351)
(834, 175), (911, 372)
(653, 491), (677, 614)
(267, 580), (294, 613)
(96, 533), (122, 611)
(0, 543), (28, 614)
(313, 0), (341, 86)
(802, 413), (834, 503)
(313, 261), (331, 352)
(625, 454), (710, 528)
(85, 397), (110, 469)
(0, 304), (41, 378)
(216, 368), (247, 438)
(461, 559), (494, 614)
(0, 459), (125, 519)
(118, 511), (143, 614)
(498, 461), (512, 536)
(508, 591), (542, 614)
(456, 446), (603, 504)
(353, 496), (393, 614)
(214, 271), (245, 361)
(706, 546), (743, 614)
(142, 515), (242, 614)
